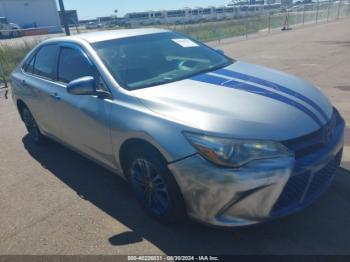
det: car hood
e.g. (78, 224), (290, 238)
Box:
(132, 61), (333, 140)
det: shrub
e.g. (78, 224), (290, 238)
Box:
(0, 40), (39, 82)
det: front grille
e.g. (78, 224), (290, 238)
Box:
(281, 108), (341, 159)
(306, 152), (341, 199)
(271, 150), (342, 217)
(270, 107), (344, 217)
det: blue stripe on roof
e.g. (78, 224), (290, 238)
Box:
(191, 74), (323, 127)
(214, 68), (328, 123)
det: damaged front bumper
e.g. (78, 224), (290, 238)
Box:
(169, 154), (294, 226)
(168, 113), (344, 227)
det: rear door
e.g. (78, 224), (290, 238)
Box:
(19, 44), (62, 138)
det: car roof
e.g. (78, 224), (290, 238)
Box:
(51, 28), (170, 44)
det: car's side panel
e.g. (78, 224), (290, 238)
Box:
(45, 43), (116, 169)
(108, 91), (199, 175)
(11, 68), (63, 139)
(11, 40), (116, 170)
(55, 40), (200, 172)
(53, 85), (115, 169)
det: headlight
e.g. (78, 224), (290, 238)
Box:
(184, 132), (293, 168)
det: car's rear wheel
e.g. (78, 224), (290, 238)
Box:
(124, 146), (186, 223)
(21, 107), (47, 145)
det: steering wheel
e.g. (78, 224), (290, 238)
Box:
(178, 60), (200, 71)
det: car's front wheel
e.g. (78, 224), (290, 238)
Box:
(20, 106), (47, 145)
(124, 146), (186, 223)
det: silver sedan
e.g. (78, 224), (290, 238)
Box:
(11, 29), (345, 226)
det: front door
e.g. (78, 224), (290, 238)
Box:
(53, 45), (115, 168)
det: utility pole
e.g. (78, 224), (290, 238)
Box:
(58, 0), (70, 36)
(114, 9), (118, 26)
(316, 0), (320, 24)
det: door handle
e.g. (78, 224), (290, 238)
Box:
(22, 79), (28, 86)
(51, 92), (61, 101)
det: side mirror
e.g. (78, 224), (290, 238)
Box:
(67, 76), (96, 96)
(67, 76), (112, 99)
(216, 49), (225, 55)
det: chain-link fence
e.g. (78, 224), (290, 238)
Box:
(140, 0), (350, 43)
(65, 0), (350, 42)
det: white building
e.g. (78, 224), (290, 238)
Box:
(0, 0), (61, 33)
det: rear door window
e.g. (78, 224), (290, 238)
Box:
(24, 56), (35, 74)
(33, 45), (59, 79)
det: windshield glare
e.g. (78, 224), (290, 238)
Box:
(93, 32), (232, 90)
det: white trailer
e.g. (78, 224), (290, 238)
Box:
(0, 17), (21, 38)
(123, 4), (282, 26)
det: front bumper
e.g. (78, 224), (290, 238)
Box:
(168, 112), (345, 227)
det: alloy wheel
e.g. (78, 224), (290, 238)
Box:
(130, 158), (170, 216)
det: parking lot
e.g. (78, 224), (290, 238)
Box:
(0, 19), (349, 255)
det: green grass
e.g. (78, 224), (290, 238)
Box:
(170, 14), (290, 42)
(176, 20), (249, 42)
(0, 41), (38, 83)
(165, 3), (349, 42)
(174, 11), (331, 43)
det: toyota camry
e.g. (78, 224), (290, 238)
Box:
(11, 29), (345, 226)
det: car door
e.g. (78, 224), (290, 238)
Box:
(19, 44), (62, 139)
(53, 44), (115, 168)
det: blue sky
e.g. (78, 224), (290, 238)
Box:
(57, 0), (230, 19)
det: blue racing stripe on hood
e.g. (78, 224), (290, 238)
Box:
(214, 68), (328, 122)
(191, 74), (323, 127)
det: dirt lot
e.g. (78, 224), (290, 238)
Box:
(0, 19), (349, 255)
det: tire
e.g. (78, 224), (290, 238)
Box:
(11, 31), (19, 38)
(124, 146), (186, 223)
(20, 106), (47, 145)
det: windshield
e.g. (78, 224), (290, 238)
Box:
(93, 32), (232, 90)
